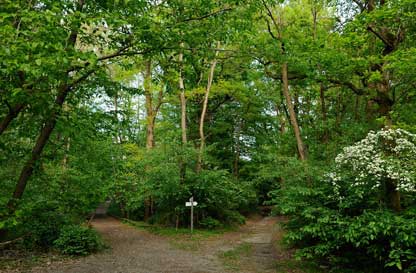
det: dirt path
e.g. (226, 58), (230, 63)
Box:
(26, 216), (282, 273)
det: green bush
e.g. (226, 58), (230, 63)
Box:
(22, 202), (69, 250)
(277, 184), (416, 272)
(273, 129), (416, 272)
(199, 217), (222, 229)
(109, 145), (256, 228)
(222, 210), (246, 226)
(54, 225), (104, 256)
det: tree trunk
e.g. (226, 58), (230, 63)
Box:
(8, 83), (72, 210)
(179, 43), (187, 145)
(178, 43), (188, 184)
(386, 179), (401, 212)
(281, 62), (306, 161)
(197, 41), (220, 172)
(0, 103), (25, 136)
(143, 59), (154, 221)
(263, 2), (306, 161)
(144, 59), (155, 149)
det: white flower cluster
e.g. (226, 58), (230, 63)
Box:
(330, 128), (416, 193)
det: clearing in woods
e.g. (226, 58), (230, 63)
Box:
(20, 216), (318, 273)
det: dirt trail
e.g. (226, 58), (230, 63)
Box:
(26, 216), (280, 273)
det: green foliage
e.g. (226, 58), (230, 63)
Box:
(274, 130), (416, 272)
(21, 202), (70, 250)
(199, 217), (222, 229)
(109, 144), (255, 227)
(53, 225), (104, 256)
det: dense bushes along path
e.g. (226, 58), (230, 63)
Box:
(22, 216), (307, 273)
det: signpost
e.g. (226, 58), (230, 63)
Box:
(185, 196), (197, 233)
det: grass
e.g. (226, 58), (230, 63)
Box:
(123, 218), (233, 251)
(218, 242), (253, 270)
(123, 218), (231, 237)
(275, 260), (323, 273)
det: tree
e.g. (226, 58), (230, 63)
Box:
(262, 0), (308, 160)
(2, 0), (155, 212)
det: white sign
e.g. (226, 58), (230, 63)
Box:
(185, 201), (198, 207)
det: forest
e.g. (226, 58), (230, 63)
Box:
(1, 0), (415, 272)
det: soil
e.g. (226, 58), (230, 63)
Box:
(4, 216), (301, 273)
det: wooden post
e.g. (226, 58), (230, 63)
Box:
(190, 196), (194, 234)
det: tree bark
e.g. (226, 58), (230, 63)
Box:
(197, 41), (220, 172)
(178, 43), (187, 184)
(6, 64), (94, 212)
(386, 179), (401, 212)
(144, 59), (155, 149)
(281, 63), (306, 161)
(262, 1), (306, 160)
(8, 83), (71, 210)
(143, 59), (154, 221)
(0, 103), (25, 136)
(179, 44), (187, 145)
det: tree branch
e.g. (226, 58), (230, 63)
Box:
(265, 17), (278, 41)
(367, 24), (395, 50)
(261, 0), (280, 34)
(178, 7), (233, 23)
(327, 78), (365, 95)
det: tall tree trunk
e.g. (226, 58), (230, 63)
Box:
(143, 59), (154, 221)
(197, 42), (220, 172)
(177, 43), (188, 187)
(8, 83), (71, 210)
(281, 62), (306, 161)
(144, 59), (155, 149)
(179, 43), (187, 145)
(262, 1), (306, 160)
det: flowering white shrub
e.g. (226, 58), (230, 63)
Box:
(328, 128), (416, 194)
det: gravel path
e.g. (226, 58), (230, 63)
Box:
(25, 216), (279, 273)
